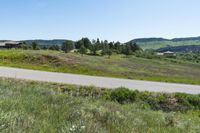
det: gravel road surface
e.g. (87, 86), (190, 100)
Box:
(0, 67), (200, 94)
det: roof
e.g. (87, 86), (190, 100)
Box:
(163, 51), (175, 54)
(0, 41), (20, 46)
(156, 52), (164, 55)
(0, 42), (7, 46)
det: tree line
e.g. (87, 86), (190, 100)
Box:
(20, 38), (142, 57)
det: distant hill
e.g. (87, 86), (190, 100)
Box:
(0, 40), (11, 42)
(1, 36), (200, 50)
(133, 38), (169, 43)
(21, 39), (68, 46)
(130, 37), (200, 50)
(172, 37), (200, 42)
(157, 45), (200, 52)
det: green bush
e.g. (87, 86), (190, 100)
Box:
(187, 95), (200, 109)
(57, 85), (199, 112)
(110, 87), (136, 104)
(137, 92), (192, 112)
(175, 93), (200, 109)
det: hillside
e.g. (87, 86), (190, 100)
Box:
(22, 39), (68, 46)
(157, 45), (200, 52)
(0, 50), (199, 84)
(130, 37), (200, 50)
(133, 38), (169, 43)
(1, 36), (200, 49)
(0, 78), (199, 132)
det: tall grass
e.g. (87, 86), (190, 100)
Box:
(0, 78), (199, 133)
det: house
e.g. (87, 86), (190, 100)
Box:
(163, 51), (176, 56)
(0, 41), (21, 49)
(156, 52), (164, 56)
(156, 51), (176, 57)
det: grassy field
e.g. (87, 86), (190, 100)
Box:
(0, 49), (200, 85)
(0, 78), (199, 133)
(135, 40), (200, 50)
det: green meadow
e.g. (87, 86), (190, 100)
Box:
(0, 49), (200, 84)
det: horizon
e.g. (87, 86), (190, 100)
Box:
(1, 0), (200, 42)
(1, 36), (200, 43)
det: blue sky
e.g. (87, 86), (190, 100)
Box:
(0, 0), (200, 42)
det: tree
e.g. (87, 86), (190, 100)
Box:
(75, 38), (91, 49)
(108, 42), (114, 49)
(19, 42), (31, 50)
(114, 42), (122, 53)
(49, 45), (60, 51)
(101, 48), (106, 56)
(96, 38), (100, 44)
(61, 41), (74, 53)
(40, 45), (47, 50)
(122, 44), (132, 57)
(82, 38), (92, 49)
(90, 44), (98, 55)
(100, 40), (108, 55)
(128, 42), (141, 52)
(75, 39), (84, 49)
(32, 42), (39, 50)
(107, 49), (113, 58)
(79, 45), (87, 56)
(90, 39), (100, 55)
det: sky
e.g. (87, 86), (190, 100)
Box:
(0, 0), (200, 42)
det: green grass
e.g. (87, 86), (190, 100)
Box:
(0, 78), (199, 133)
(0, 49), (200, 84)
(137, 40), (200, 50)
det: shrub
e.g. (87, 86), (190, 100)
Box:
(110, 87), (136, 104)
(175, 93), (200, 109)
(186, 95), (200, 109)
(158, 96), (182, 112)
(137, 92), (191, 112)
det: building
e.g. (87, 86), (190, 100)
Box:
(156, 52), (164, 56)
(0, 41), (21, 49)
(156, 51), (176, 57)
(163, 51), (176, 56)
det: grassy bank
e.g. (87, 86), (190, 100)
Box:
(0, 78), (199, 133)
(0, 49), (200, 84)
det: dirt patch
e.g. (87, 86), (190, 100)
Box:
(20, 54), (66, 66)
